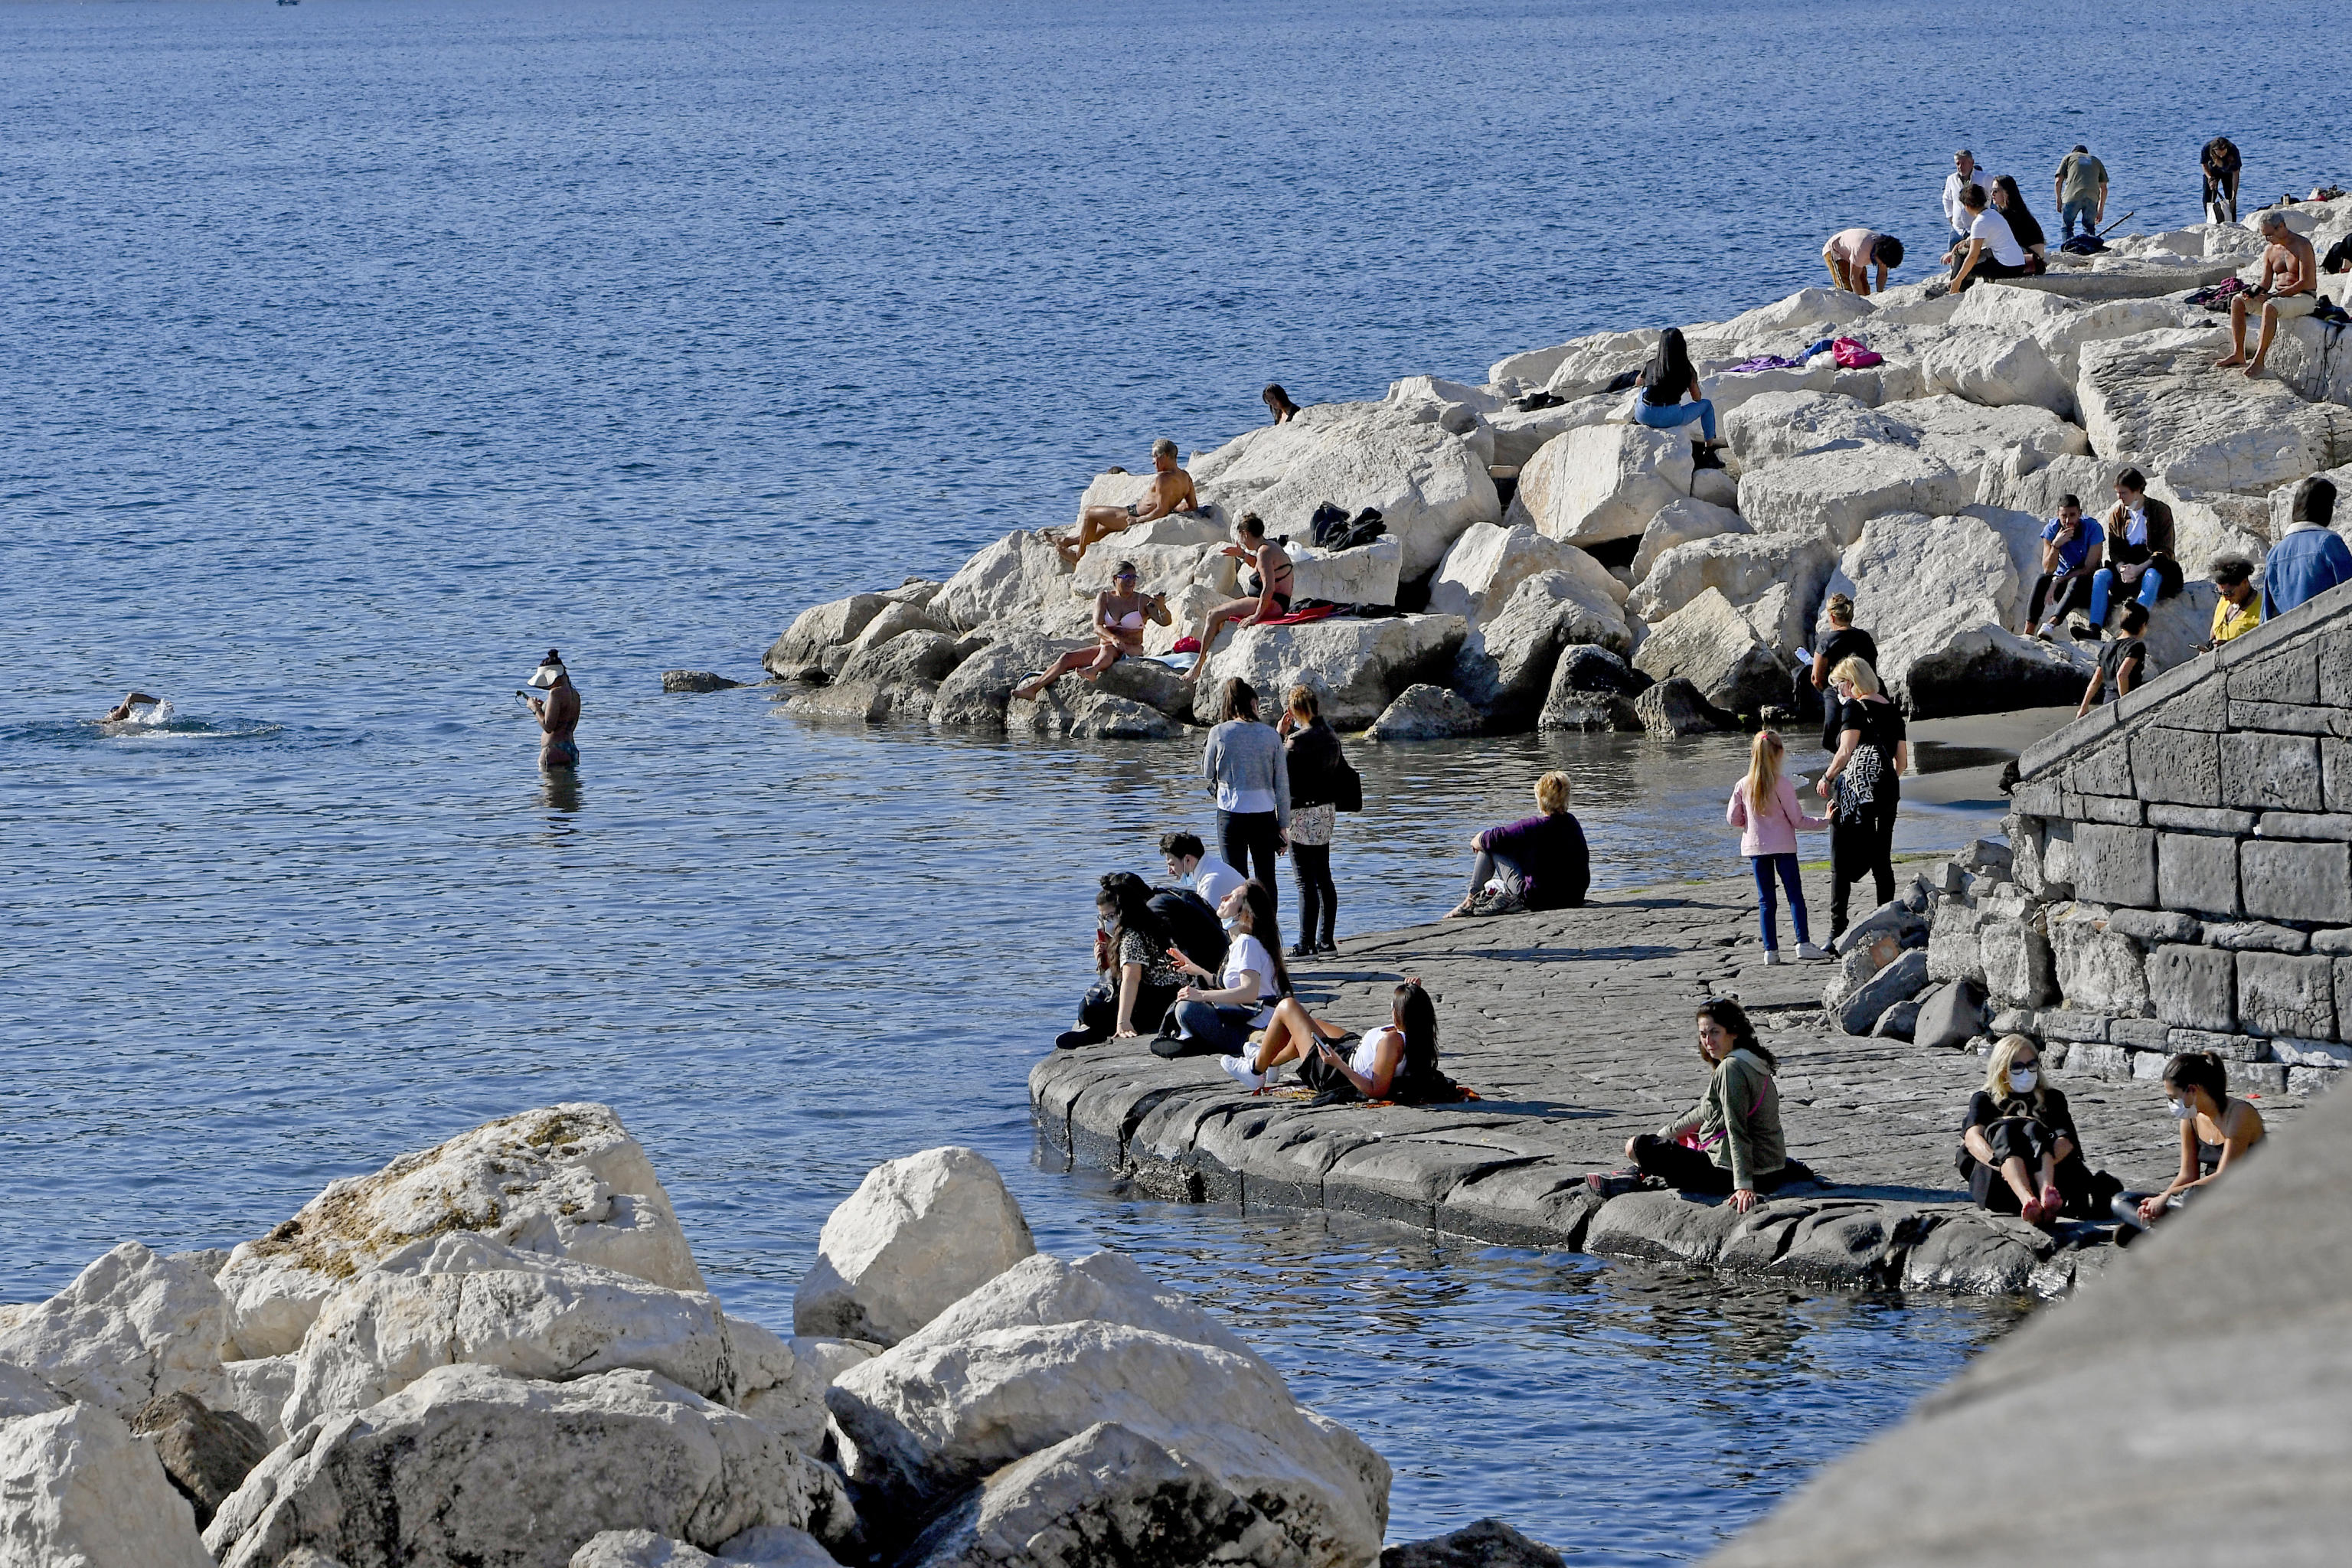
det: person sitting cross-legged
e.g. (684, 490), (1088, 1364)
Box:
(1956, 1034), (2122, 1227)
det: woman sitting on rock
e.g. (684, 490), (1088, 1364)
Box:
(1957, 1035), (2121, 1224)
(1220, 981), (1459, 1103)
(1165, 880), (1288, 1057)
(1589, 998), (1805, 1210)
(2112, 1050), (2267, 1232)
(1629, 326), (1723, 451)
(1013, 562), (1170, 701)
(1062, 873), (1183, 1047)
(1445, 770), (1589, 917)
(1991, 176), (2050, 268)
(1262, 383), (1302, 424)
(1817, 655), (1906, 942)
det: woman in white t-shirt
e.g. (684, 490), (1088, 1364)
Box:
(1220, 981), (1458, 1104)
(1168, 880), (1289, 1056)
(1949, 181), (2032, 292)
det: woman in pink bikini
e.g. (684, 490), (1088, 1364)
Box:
(1012, 562), (1169, 701)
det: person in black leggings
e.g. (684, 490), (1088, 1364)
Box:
(1817, 655), (1906, 940)
(1200, 676), (1289, 907)
(1276, 684), (1347, 955)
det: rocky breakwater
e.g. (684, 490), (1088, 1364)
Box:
(0, 1106), (1541, 1567)
(766, 199), (2352, 740)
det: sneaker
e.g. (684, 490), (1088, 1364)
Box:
(1289, 942), (1314, 959)
(1763, 949), (1785, 966)
(1219, 1054), (1265, 1091)
(2070, 622), (2100, 642)
(1795, 942), (1830, 962)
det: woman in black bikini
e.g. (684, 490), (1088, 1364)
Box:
(1178, 513), (1292, 686)
(2113, 1050), (2265, 1232)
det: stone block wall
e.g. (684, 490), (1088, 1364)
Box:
(1929, 579), (2352, 1095)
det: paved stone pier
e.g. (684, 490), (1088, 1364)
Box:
(1031, 858), (2305, 1297)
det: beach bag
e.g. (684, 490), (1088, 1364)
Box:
(2060, 233), (2107, 256)
(1830, 337), (1882, 370)
(1308, 501), (1353, 548)
(1334, 508), (1387, 550)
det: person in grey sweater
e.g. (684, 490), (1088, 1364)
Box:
(1201, 677), (1289, 906)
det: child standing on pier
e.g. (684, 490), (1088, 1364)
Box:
(1728, 730), (1831, 965)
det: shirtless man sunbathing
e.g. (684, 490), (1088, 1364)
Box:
(1177, 514), (1293, 688)
(1013, 563), (1171, 701)
(1055, 438), (1199, 566)
(2216, 211), (2318, 380)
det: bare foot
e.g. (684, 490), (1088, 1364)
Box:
(2213, 353), (2246, 368)
(1011, 680), (1044, 701)
(1442, 899), (1475, 920)
(2242, 361), (2266, 380)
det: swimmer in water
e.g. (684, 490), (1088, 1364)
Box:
(100, 691), (162, 724)
(522, 649), (580, 770)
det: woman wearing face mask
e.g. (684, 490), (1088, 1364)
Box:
(1587, 998), (1807, 1212)
(2112, 1051), (2266, 1232)
(1956, 1035), (2120, 1225)
(1165, 880), (1289, 1057)
(1062, 872), (1182, 1047)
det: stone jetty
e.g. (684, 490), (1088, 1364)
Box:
(767, 198), (2352, 742)
(1031, 860), (2308, 1298)
(3, 1105), (1526, 1568)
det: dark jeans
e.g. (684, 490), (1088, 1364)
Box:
(1172, 999), (1259, 1056)
(1466, 847), (1528, 901)
(1076, 978), (1177, 1040)
(1829, 796), (1899, 940)
(1293, 842), (1336, 947)
(1629, 1134), (1799, 1197)
(1219, 809), (1282, 909)
(1953, 256), (2034, 289)
(1750, 854), (1811, 950)
(2028, 570), (2094, 628)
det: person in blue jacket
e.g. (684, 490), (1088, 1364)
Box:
(2262, 478), (2350, 620)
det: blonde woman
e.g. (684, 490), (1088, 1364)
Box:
(1726, 730), (1830, 965)
(1446, 770), (1589, 918)
(1958, 1035), (2118, 1225)
(1815, 656), (1907, 941)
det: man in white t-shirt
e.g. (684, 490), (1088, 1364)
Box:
(1942, 149), (1992, 256)
(1949, 181), (2031, 292)
(1160, 831), (1244, 908)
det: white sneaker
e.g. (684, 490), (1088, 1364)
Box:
(1764, 950), (1785, 966)
(1796, 942), (1831, 961)
(1220, 1054), (1265, 1091)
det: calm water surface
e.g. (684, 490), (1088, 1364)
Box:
(5, 0), (2328, 1554)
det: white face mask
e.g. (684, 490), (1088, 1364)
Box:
(1222, 915), (1243, 931)
(528, 665), (566, 690)
(2167, 1098), (2196, 1122)
(2007, 1067), (2037, 1093)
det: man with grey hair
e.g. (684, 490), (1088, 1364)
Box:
(2260, 478), (2350, 620)
(1941, 149), (1991, 258)
(1055, 436), (1201, 566)
(2216, 211), (2318, 379)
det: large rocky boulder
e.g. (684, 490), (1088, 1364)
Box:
(1628, 531), (1837, 637)
(1188, 403), (1499, 577)
(1721, 390), (1921, 470)
(1481, 327), (1655, 396)
(784, 629), (971, 724)
(1505, 423), (1694, 546)
(1191, 614), (1466, 729)
(214, 1104), (704, 1361)
(763, 594), (893, 681)
(1428, 521), (1612, 625)
(1483, 394), (1617, 469)
(1829, 511), (2026, 639)
(0, 1241), (237, 1415)
(1922, 328), (2071, 416)
(1007, 683), (1178, 740)
(2076, 328), (2349, 496)
(1382, 1517), (1566, 1568)
(0, 1367), (213, 1568)
(1536, 645), (1647, 732)
(1452, 565), (1634, 724)
(934, 531), (1077, 633)
(1070, 541), (1236, 602)
(126, 1390), (270, 1530)
(1902, 397), (2095, 490)
(1633, 676), (1733, 736)
(1289, 535), (1403, 608)
(1738, 445), (1971, 547)
(1628, 496), (1749, 582)
(1873, 603), (2092, 717)
(570, 1524), (836, 1567)
(1633, 590), (1790, 717)
(792, 1146), (1035, 1348)
(925, 633), (1089, 729)
(1947, 283), (2187, 380)
(203, 1365), (854, 1568)
(1366, 684), (1484, 741)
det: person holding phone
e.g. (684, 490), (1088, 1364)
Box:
(1221, 982), (1458, 1104)
(1014, 564), (1170, 701)
(1166, 880), (1288, 1057)
(522, 649), (580, 770)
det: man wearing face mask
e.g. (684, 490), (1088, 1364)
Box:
(1955, 1034), (2119, 1226)
(523, 648), (580, 771)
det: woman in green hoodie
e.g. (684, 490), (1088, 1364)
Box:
(1589, 998), (1805, 1211)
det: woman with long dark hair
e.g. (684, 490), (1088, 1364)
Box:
(1991, 175), (2048, 268)
(1589, 998), (1805, 1210)
(1167, 879), (1289, 1057)
(1631, 327), (1721, 450)
(1072, 871), (1181, 1044)
(2112, 1050), (2266, 1232)
(1262, 383), (1302, 423)
(1221, 981), (1459, 1104)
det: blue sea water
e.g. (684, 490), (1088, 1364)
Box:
(2, 0), (2334, 1555)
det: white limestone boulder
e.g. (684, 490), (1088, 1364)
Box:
(1632, 589), (1792, 717)
(792, 1146), (1035, 1348)
(1506, 423), (1694, 546)
(1722, 390), (1919, 469)
(214, 1103), (704, 1361)
(1451, 567), (1634, 723)
(204, 1365), (854, 1568)
(2142, 580), (2221, 678)
(1738, 444), (1970, 547)
(1630, 497), (1750, 582)
(1484, 394), (1619, 469)
(1695, 361), (1839, 416)
(840, 599), (947, 657)
(1829, 511), (2027, 635)
(0, 1241), (237, 1415)
(1512, 328), (1658, 397)
(1903, 397), (2094, 496)
(1188, 403), (1499, 577)
(784, 629), (972, 724)
(0, 1371), (212, 1568)
(1006, 683), (1178, 741)
(2076, 328), (2349, 496)
(1922, 329), (2071, 416)
(1071, 541), (1236, 601)
(1864, 280), (1968, 328)
(1189, 613), (1466, 729)
(924, 632), (1089, 729)
(1289, 534), (1403, 607)
(1628, 531), (1838, 632)
(897, 1250), (1256, 1362)
(2267, 465), (2352, 541)
(2259, 315), (2352, 409)
(764, 594), (894, 681)
(221, 1354), (298, 1447)
(570, 1525), (835, 1568)
(1707, 287), (1876, 345)
(933, 531), (1078, 633)
(1428, 520), (1622, 624)
(1947, 283), (2189, 380)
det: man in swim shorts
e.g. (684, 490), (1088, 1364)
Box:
(2215, 211), (2318, 381)
(1056, 438), (1200, 566)
(523, 648), (580, 770)
(1012, 562), (1170, 700)
(100, 691), (161, 723)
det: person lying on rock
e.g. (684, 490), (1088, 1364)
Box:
(1956, 1035), (2122, 1226)
(2214, 211), (2317, 380)
(1221, 980), (1459, 1104)
(2076, 601), (2149, 717)
(1012, 561), (1170, 701)
(2027, 495), (2105, 640)
(1056, 437), (1199, 566)
(1587, 998), (1808, 1211)
(2112, 1050), (2266, 1233)
(1630, 327), (1723, 452)
(1821, 228), (1906, 296)
(1060, 873), (1183, 1047)
(1445, 770), (1589, 918)
(2088, 469), (2182, 627)
(2200, 554), (2262, 649)
(1946, 181), (2033, 292)
(1162, 880), (1287, 1058)
(1175, 514), (1293, 683)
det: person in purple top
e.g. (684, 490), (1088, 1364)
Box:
(1445, 771), (1590, 918)
(2261, 478), (2350, 620)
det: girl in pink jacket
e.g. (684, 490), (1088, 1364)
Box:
(1727, 730), (1831, 965)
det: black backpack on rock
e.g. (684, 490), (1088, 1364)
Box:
(1148, 887), (1227, 976)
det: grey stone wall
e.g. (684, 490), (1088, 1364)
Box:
(1932, 579), (2352, 1095)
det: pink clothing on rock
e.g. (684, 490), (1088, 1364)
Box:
(1726, 776), (1830, 858)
